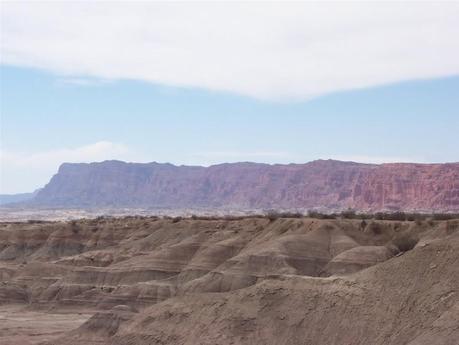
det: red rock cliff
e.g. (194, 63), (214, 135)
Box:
(32, 160), (459, 212)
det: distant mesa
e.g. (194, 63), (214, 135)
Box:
(15, 159), (459, 212)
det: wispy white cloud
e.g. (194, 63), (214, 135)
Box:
(1, 2), (458, 100)
(0, 141), (146, 193)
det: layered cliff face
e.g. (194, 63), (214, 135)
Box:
(31, 160), (459, 211)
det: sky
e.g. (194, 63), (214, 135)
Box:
(1, 1), (459, 194)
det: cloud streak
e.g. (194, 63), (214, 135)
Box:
(1, 2), (458, 100)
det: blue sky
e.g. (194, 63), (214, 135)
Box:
(1, 2), (459, 193)
(1, 65), (458, 193)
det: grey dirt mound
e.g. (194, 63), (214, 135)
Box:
(0, 216), (458, 345)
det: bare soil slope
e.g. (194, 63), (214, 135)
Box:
(0, 216), (457, 345)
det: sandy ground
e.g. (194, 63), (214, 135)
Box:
(1, 217), (458, 345)
(0, 305), (92, 345)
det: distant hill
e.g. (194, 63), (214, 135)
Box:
(27, 159), (459, 212)
(0, 190), (38, 206)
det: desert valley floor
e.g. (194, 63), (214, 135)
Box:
(0, 216), (458, 345)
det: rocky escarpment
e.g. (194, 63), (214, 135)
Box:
(29, 160), (459, 212)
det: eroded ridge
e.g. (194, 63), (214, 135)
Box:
(0, 216), (458, 345)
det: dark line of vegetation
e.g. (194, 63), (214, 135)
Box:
(11, 210), (459, 225)
(175, 210), (459, 222)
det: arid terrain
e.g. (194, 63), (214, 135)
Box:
(0, 215), (458, 345)
(2, 1), (458, 344)
(0, 304), (93, 345)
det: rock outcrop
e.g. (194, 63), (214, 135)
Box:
(29, 160), (459, 212)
